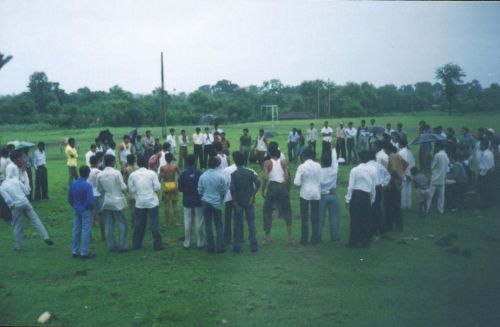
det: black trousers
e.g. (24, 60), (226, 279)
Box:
(0, 192), (11, 221)
(34, 165), (48, 200)
(193, 145), (203, 169)
(384, 187), (402, 232)
(336, 138), (346, 159)
(26, 168), (33, 201)
(202, 144), (212, 169)
(300, 198), (319, 245)
(322, 141), (331, 157)
(346, 138), (356, 163)
(348, 190), (372, 247)
(370, 185), (383, 236)
(308, 141), (316, 159)
(478, 173), (495, 208)
(288, 142), (296, 163)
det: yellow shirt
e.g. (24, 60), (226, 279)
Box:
(65, 145), (78, 167)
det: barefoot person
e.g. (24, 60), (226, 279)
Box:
(0, 176), (54, 251)
(159, 152), (181, 227)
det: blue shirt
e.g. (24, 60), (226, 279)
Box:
(197, 169), (227, 209)
(179, 166), (203, 208)
(68, 178), (94, 213)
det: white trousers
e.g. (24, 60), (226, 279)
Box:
(401, 178), (412, 210)
(12, 203), (50, 249)
(426, 184), (445, 214)
(183, 207), (206, 248)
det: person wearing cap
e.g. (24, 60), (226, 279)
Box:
(294, 148), (322, 245)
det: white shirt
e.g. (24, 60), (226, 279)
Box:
(158, 151), (173, 174)
(192, 133), (204, 145)
(127, 167), (161, 209)
(87, 167), (101, 197)
(345, 163), (376, 204)
(0, 177), (30, 208)
(257, 136), (267, 151)
(306, 128), (317, 142)
(218, 154), (229, 170)
(366, 160), (390, 187)
(203, 133), (214, 145)
(321, 126), (333, 142)
(398, 147), (415, 178)
(376, 150), (389, 169)
(105, 148), (116, 157)
(96, 167), (127, 210)
(320, 149), (339, 194)
(178, 135), (189, 147)
(223, 164), (237, 202)
(345, 127), (357, 139)
(0, 157), (8, 183)
(85, 150), (96, 167)
(166, 134), (177, 150)
(294, 159), (322, 200)
(5, 162), (30, 192)
(430, 150), (450, 185)
(32, 149), (47, 169)
(476, 149), (494, 176)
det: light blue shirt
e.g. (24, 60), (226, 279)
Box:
(197, 169), (227, 209)
(0, 177), (30, 208)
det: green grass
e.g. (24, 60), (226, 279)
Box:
(1, 113), (500, 326)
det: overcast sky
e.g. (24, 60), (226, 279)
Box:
(0, 0), (499, 95)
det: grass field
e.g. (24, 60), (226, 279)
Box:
(1, 113), (499, 326)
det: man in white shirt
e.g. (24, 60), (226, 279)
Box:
(97, 154), (129, 252)
(319, 148), (340, 241)
(366, 151), (390, 236)
(202, 127), (214, 169)
(0, 148), (12, 221)
(321, 121), (333, 158)
(32, 142), (49, 200)
(128, 157), (165, 251)
(476, 138), (495, 208)
(294, 148), (322, 245)
(223, 162), (237, 245)
(0, 176), (53, 250)
(426, 143), (449, 214)
(85, 144), (97, 167)
(306, 122), (318, 159)
(178, 129), (189, 169)
(345, 122), (357, 164)
(345, 150), (376, 248)
(166, 128), (177, 154)
(398, 139), (415, 210)
(192, 127), (204, 169)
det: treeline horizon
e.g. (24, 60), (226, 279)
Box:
(1, 71), (499, 128)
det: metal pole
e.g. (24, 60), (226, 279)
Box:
(328, 78), (331, 118)
(161, 52), (166, 139)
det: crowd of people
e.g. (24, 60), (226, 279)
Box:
(0, 119), (498, 257)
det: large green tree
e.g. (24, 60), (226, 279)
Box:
(435, 63), (466, 116)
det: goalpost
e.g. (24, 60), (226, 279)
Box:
(261, 104), (279, 127)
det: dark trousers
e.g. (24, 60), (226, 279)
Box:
(202, 201), (225, 253)
(419, 149), (431, 174)
(384, 187), (402, 232)
(300, 198), (319, 245)
(202, 145), (212, 169)
(240, 146), (251, 166)
(233, 205), (257, 252)
(322, 141), (331, 157)
(193, 145), (203, 169)
(34, 165), (48, 200)
(308, 141), (316, 159)
(348, 190), (372, 247)
(0, 192), (11, 221)
(26, 168), (33, 201)
(132, 206), (163, 250)
(478, 173), (495, 208)
(224, 200), (234, 244)
(446, 183), (466, 210)
(336, 138), (346, 159)
(370, 185), (383, 236)
(68, 166), (78, 186)
(346, 138), (356, 164)
(179, 146), (188, 169)
(263, 182), (292, 234)
(288, 142), (297, 163)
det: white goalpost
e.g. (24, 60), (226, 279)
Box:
(261, 104), (279, 127)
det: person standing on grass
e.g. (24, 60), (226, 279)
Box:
(123, 154), (139, 226)
(345, 122), (357, 164)
(128, 157), (165, 251)
(198, 156), (227, 253)
(240, 128), (252, 166)
(179, 155), (206, 249)
(476, 138), (495, 208)
(295, 129), (305, 163)
(202, 127), (214, 170)
(396, 123), (407, 144)
(445, 152), (468, 212)
(336, 122), (347, 160)
(215, 142), (230, 170)
(345, 150), (376, 248)
(384, 143), (408, 232)
(419, 124), (433, 174)
(192, 127), (204, 169)
(166, 128), (177, 154)
(254, 129), (268, 167)
(32, 142), (48, 201)
(142, 130), (155, 158)
(159, 152), (181, 227)
(21, 147), (33, 201)
(287, 127), (298, 164)
(0, 148), (12, 221)
(68, 166), (95, 259)
(261, 146), (293, 245)
(398, 139), (415, 210)
(85, 144), (97, 167)
(223, 160), (237, 245)
(0, 176), (54, 251)
(374, 140), (388, 169)
(426, 142), (449, 214)
(319, 147), (341, 242)
(97, 154), (128, 253)
(410, 167), (430, 218)
(321, 121), (333, 157)
(118, 135), (135, 173)
(6, 151), (30, 193)
(178, 129), (189, 169)
(230, 151), (261, 253)
(88, 155), (105, 241)
(366, 150), (390, 236)
(306, 122), (318, 159)
(294, 148), (322, 245)
(357, 119), (369, 152)
(65, 138), (78, 186)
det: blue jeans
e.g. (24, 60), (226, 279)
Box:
(202, 201), (225, 253)
(133, 206), (163, 250)
(72, 210), (93, 255)
(233, 205), (258, 252)
(318, 193), (340, 241)
(103, 209), (128, 251)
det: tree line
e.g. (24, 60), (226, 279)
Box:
(1, 64), (499, 128)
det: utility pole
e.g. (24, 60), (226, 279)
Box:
(317, 86), (320, 119)
(328, 78), (331, 118)
(160, 52), (166, 139)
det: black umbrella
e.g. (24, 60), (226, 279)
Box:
(264, 131), (279, 138)
(410, 133), (446, 145)
(367, 125), (385, 134)
(199, 114), (218, 125)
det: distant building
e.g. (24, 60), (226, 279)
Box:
(279, 112), (316, 120)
